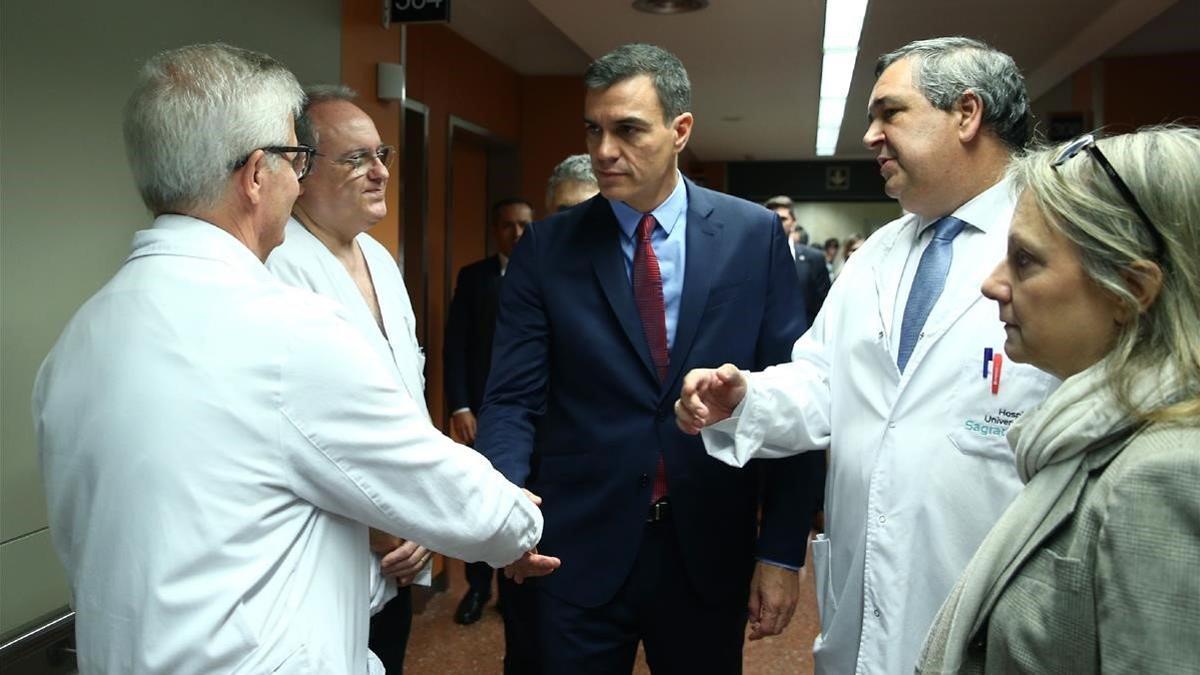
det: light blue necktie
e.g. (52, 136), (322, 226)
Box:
(897, 216), (967, 373)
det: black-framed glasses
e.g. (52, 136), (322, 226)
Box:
(232, 145), (316, 181)
(1051, 133), (1164, 258)
(315, 145), (396, 177)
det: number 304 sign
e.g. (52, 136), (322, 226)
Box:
(385, 0), (450, 25)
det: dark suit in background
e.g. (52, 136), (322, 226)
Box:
(793, 242), (832, 326)
(477, 180), (821, 672)
(446, 255), (503, 418)
(444, 255), (506, 606)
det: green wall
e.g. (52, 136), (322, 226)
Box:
(0, 0), (342, 636)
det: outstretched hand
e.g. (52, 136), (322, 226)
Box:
(504, 488), (562, 583)
(675, 363), (747, 435)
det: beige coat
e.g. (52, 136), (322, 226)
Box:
(957, 422), (1200, 673)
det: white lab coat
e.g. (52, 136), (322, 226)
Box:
(703, 180), (1058, 674)
(267, 219), (432, 607)
(34, 215), (542, 675)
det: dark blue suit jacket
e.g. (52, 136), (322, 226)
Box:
(444, 255), (503, 415)
(477, 178), (818, 608)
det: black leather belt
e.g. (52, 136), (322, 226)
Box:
(647, 498), (671, 523)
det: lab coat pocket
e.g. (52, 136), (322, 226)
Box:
(811, 534), (838, 636)
(269, 643), (316, 674)
(948, 358), (1056, 462)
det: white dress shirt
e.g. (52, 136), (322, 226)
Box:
(702, 179), (1059, 674)
(35, 215), (542, 674)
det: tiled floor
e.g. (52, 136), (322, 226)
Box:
(403, 540), (820, 674)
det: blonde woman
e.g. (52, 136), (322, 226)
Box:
(919, 126), (1200, 673)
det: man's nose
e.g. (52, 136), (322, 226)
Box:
(863, 120), (883, 150)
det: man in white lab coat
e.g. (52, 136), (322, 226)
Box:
(266, 85), (431, 673)
(34, 43), (544, 675)
(675, 37), (1058, 674)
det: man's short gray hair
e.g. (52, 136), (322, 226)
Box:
(123, 43), (304, 215)
(584, 43), (691, 123)
(876, 37), (1030, 151)
(545, 154), (597, 205)
(296, 84), (359, 150)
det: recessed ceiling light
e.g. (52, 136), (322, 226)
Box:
(632, 0), (709, 15)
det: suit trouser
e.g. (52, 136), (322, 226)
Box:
(516, 514), (749, 674)
(464, 560), (496, 596)
(368, 585), (412, 674)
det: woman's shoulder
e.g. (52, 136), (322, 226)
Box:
(1107, 421), (1200, 476)
(1089, 420), (1200, 521)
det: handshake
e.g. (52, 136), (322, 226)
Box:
(372, 488), (561, 585)
(504, 489), (562, 583)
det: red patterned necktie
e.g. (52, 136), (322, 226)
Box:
(633, 213), (669, 502)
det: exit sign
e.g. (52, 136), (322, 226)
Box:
(388, 0), (450, 24)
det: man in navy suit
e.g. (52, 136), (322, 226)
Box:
(476, 43), (819, 673)
(765, 195), (832, 326)
(444, 197), (533, 625)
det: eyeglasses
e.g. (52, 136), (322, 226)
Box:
(1051, 133), (1164, 258)
(232, 145), (316, 181)
(315, 145), (396, 177)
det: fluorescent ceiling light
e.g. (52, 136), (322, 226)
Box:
(823, 0), (869, 50)
(819, 51), (856, 99)
(816, 127), (840, 156)
(815, 0), (869, 157)
(818, 97), (847, 129)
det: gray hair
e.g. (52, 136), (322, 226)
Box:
(123, 43), (304, 215)
(876, 37), (1030, 151)
(1011, 125), (1200, 421)
(297, 84), (358, 149)
(584, 43), (691, 123)
(545, 154), (597, 205)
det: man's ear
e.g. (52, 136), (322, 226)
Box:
(672, 112), (694, 153)
(234, 149), (269, 206)
(1115, 259), (1164, 323)
(956, 90), (984, 144)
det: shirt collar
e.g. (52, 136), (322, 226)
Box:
(128, 214), (276, 281)
(915, 175), (1015, 236)
(608, 170), (688, 240)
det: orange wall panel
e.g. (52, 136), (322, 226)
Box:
(407, 25), (521, 140)
(520, 75), (587, 217)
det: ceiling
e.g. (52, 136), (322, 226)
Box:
(446, 0), (1198, 161)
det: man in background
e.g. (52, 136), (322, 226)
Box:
(545, 153), (599, 213)
(822, 237), (840, 276)
(765, 194), (830, 325)
(444, 197), (534, 625)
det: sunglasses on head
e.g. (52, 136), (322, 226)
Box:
(1051, 133), (1165, 259)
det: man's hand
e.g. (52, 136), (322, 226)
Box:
(380, 538), (432, 587)
(449, 410), (478, 445)
(747, 561), (799, 641)
(675, 363), (747, 434)
(503, 488), (561, 583)
(503, 548), (561, 584)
